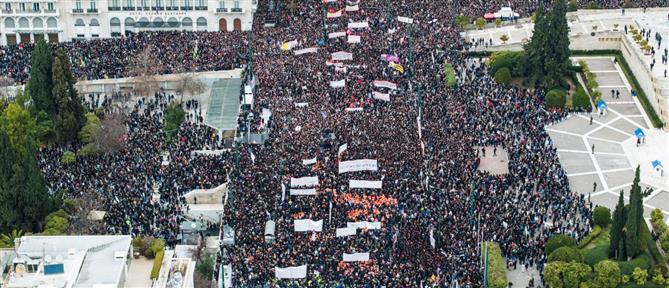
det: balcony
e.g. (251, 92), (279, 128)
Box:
(152, 6), (164, 10)
(166, 6), (177, 10)
(230, 7), (242, 12)
(216, 7), (227, 13)
(181, 6), (192, 10)
(122, 6), (135, 10)
(87, 8), (98, 13)
(44, 8), (57, 13)
(1, 9), (12, 14)
(71, 8), (84, 13)
(194, 6), (207, 10)
(108, 6), (121, 11)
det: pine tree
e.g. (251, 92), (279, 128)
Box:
(625, 166), (643, 259)
(28, 39), (54, 116)
(609, 190), (627, 260)
(525, 1), (547, 86)
(52, 49), (85, 144)
(544, 0), (571, 88)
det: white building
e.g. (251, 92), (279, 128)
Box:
(1, 235), (133, 288)
(0, 0), (256, 45)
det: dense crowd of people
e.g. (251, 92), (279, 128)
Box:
(38, 93), (231, 246)
(5, 0), (667, 287)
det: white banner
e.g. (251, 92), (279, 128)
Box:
(348, 35), (361, 43)
(302, 157), (317, 165)
(281, 40), (299, 51)
(338, 143), (348, 158)
(328, 31), (347, 39)
(373, 80), (398, 90)
(336, 227), (357, 237)
(290, 176), (319, 187)
(294, 219), (323, 232)
(397, 16), (414, 24)
(332, 51), (353, 61)
(345, 4), (359, 11)
(348, 21), (369, 29)
(294, 102), (309, 107)
(275, 265), (307, 279)
(349, 180), (382, 189)
(335, 66), (348, 73)
(330, 79), (346, 89)
(347, 221), (382, 230)
(339, 159), (378, 174)
(327, 9), (342, 18)
(345, 107), (363, 112)
(372, 91), (390, 101)
(294, 47), (318, 55)
(343, 253), (370, 262)
(290, 188), (317, 196)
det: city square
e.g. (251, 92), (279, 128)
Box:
(0, 1), (669, 288)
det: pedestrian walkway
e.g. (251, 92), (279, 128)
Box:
(547, 57), (669, 220)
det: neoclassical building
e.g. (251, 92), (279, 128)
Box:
(0, 0), (256, 45)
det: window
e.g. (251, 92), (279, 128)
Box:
(234, 0), (239, 8)
(4, 3), (11, 12)
(155, 0), (161, 8)
(19, 3), (25, 12)
(111, 0), (119, 7)
(75, 0), (82, 9)
(184, 0), (190, 8)
(196, 0), (204, 7)
(47, 3), (54, 11)
(90, 0), (96, 9)
(219, 0), (224, 8)
(127, 0), (133, 7)
(32, 3), (40, 12)
(170, 0), (177, 8)
(141, 0), (148, 8)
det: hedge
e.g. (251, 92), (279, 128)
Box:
(618, 253), (652, 275)
(572, 50), (664, 128)
(641, 222), (665, 265)
(150, 250), (164, 280)
(546, 234), (578, 255)
(572, 86), (592, 111)
(585, 243), (610, 267)
(548, 246), (583, 263)
(483, 242), (507, 288)
(578, 225), (603, 249)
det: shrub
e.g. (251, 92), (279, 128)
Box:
(79, 112), (100, 144)
(62, 198), (80, 215)
(593, 206), (612, 228)
(455, 15), (470, 29)
(488, 51), (528, 76)
(164, 101), (185, 134)
(578, 225), (602, 249)
(444, 63), (457, 88)
(483, 242), (507, 288)
(150, 238), (165, 255)
(545, 89), (567, 108)
(60, 151), (76, 165)
(568, 0), (578, 11)
(43, 216), (69, 235)
(150, 250), (164, 280)
(632, 267), (649, 285)
(546, 234), (577, 256)
(650, 208), (667, 234)
(77, 142), (99, 157)
(196, 253), (215, 278)
(548, 246), (583, 263)
(132, 236), (143, 249)
(572, 87), (592, 111)
(585, 243), (610, 267)
(494, 67), (512, 84)
(475, 17), (486, 29)
(618, 253), (652, 275)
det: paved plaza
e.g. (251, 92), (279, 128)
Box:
(547, 57), (669, 220)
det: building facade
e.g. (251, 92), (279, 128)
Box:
(0, 0), (256, 46)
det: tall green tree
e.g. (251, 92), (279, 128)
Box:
(0, 130), (15, 233)
(625, 166), (644, 259)
(28, 39), (55, 115)
(525, 1), (547, 86)
(52, 49), (85, 144)
(610, 190), (627, 260)
(544, 0), (571, 88)
(0, 103), (38, 157)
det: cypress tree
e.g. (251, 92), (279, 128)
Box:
(609, 190), (627, 260)
(0, 130), (16, 232)
(20, 139), (50, 232)
(52, 49), (85, 144)
(28, 39), (55, 116)
(525, 1), (547, 86)
(545, 0), (571, 88)
(625, 166), (643, 259)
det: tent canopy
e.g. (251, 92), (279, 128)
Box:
(597, 99), (607, 109)
(634, 128), (645, 138)
(204, 78), (243, 131)
(652, 160), (663, 169)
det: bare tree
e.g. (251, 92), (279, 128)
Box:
(175, 73), (206, 101)
(95, 112), (128, 153)
(0, 76), (15, 99)
(128, 45), (164, 98)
